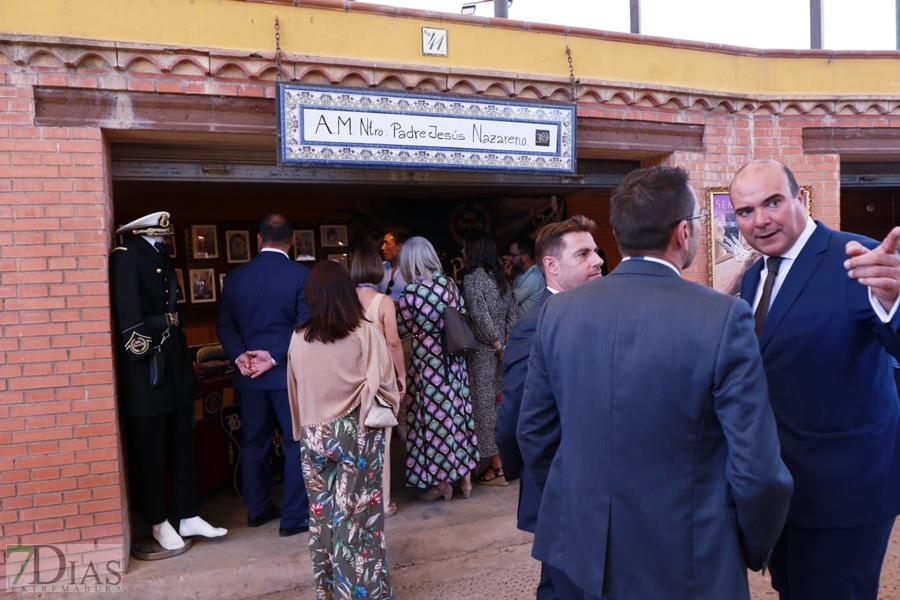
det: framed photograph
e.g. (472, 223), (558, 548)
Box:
(294, 230), (316, 261)
(225, 230), (251, 263)
(174, 269), (186, 304)
(707, 186), (813, 296)
(162, 231), (177, 258)
(320, 224), (348, 248)
(191, 225), (218, 259)
(219, 272), (227, 293)
(327, 253), (350, 270)
(189, 268), (217, 303)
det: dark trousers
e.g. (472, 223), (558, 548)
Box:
(537, 562), (588, 600)
(770, 518), (894, 600)
(125, 404), (199, 526)
(239, 388), (309, 528)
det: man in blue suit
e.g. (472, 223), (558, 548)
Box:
(730, 159), (900, 600)
(497, 215), (603, 599)
(216, 214), (311, 537)
(519, 166), (793, 600)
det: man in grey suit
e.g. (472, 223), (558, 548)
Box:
(519, 166), (793, 600)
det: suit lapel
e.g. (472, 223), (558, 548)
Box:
(740, 257), (764, 303)
(758, 223), (829, 349)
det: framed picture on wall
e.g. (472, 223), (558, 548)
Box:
(175, 269), (186, 304)
(225, 230), (251, 263)
(320, 224), (348, 248)
(327, 253), (350, 270)
(707, 186), (813, 296)
(294, 230), (315, 261)
(191, 225), (219, 259)
(219, 272), (227, 293)
(162, 230), (177, 258)
(189, 268), (217, 303)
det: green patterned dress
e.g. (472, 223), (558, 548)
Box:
(300, 409), (391, 600)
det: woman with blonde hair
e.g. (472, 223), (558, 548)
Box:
(396, 236), (479, 501)
(287, 260), (399, 600)
(351, 247), (405, 518)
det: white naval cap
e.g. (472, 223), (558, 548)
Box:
(115, 212), (174, 236)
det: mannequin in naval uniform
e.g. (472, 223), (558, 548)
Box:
(109, 212), (226, 551)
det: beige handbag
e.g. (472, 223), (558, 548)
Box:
(364, 393), (398, 428)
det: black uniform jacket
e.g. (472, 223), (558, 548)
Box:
(109, 235), (198, 418)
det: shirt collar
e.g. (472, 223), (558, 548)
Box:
(261, 247), (289, 259)
(770, 216), (817, 261)
(622, 255), (681, 276)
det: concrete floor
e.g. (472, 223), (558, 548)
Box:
(119, 480), (900, 600)
(26, 437), (900, 600)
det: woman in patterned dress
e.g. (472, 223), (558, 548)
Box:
(462, 231), (520, 486)
(396, 236), (480, 501)
(287, 261), (400, 600)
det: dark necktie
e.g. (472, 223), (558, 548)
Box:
(754, 256), (783, 338)
(154, 241), (166, 254)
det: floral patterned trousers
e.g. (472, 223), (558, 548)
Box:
(300, 409), (392, 600)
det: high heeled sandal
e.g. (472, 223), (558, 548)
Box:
(475, 466), (508, 487)
(458, 477), (472, 499)
(418, 481), (453, 501)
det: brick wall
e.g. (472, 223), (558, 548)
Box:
(0, 68), (124, 563)
(1, 34), (899, 570)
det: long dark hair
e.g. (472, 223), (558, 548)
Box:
(297, 261), (364, 343)
(464, 231), (508, 295)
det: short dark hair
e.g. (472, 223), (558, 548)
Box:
(298, 261), (363, 344)
(350, 247), (384, 285)
(610, 166), (695, 254)
(384, 225), (411, 245)
(534, 215), (597, 275)
(464, 230), (508, 295)
(259, 214), (293, 245)
(511, 236), (535, 260)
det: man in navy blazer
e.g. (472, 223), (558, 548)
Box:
(497, 215), (603, 599)
(519, 166), (793, 600)
(730, 159), (900, 600)
(216, 214), (311, 537)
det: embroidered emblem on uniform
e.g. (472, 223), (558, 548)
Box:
(125, 331), (153, 355)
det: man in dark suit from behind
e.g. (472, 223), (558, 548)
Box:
(216, 214), (311, 537)
(519, 166), (793, 600)
(497, 214), (604, 599)
(730, 159), (900, 600)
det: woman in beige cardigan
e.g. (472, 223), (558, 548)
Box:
(287, 260), (400, 600)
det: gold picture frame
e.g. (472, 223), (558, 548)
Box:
(191, 224), (218, 259)
(327, 253), (350, 270)
(294, 230), (315, 261)
(320, 224), (348, 248)
(225, 230), (250, 263)
(189, 268), (217, 303)
(174, 269), (186, 304)
(707, 185), (813, 296)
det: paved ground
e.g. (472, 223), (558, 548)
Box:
(23, 440), (900, 600)
(120, 477), (900, 600)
